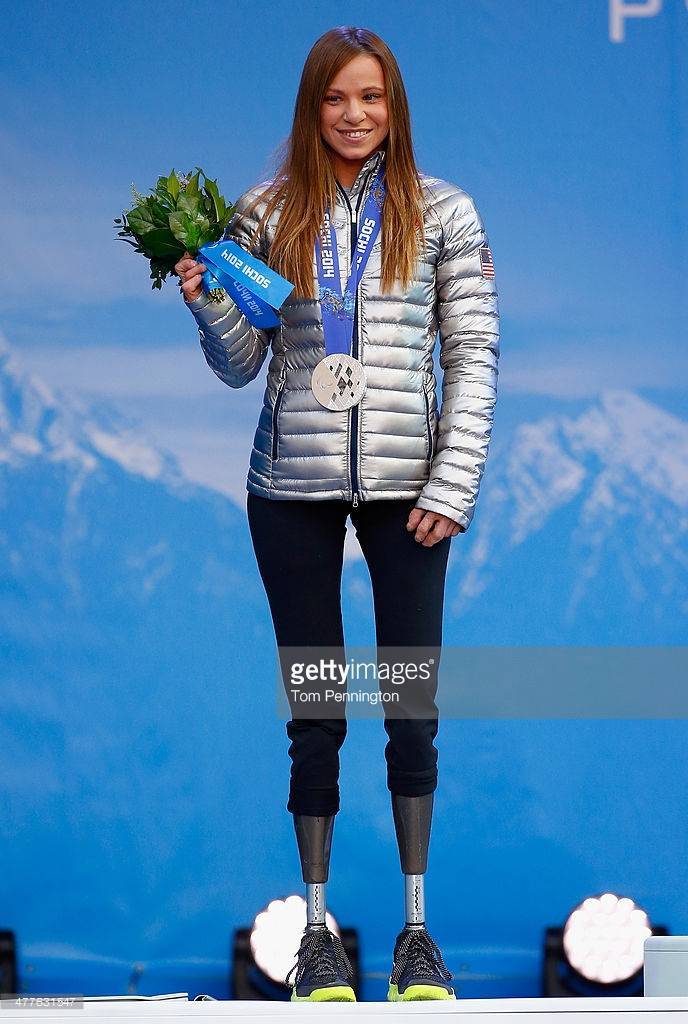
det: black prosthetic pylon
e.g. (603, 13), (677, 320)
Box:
(391, 793), (434, 875)
(293, 814), (335, 883)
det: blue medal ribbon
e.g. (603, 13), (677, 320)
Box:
(315, 165), (386, 356)
(197, 239), (294, 329)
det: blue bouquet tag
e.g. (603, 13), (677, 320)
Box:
(198, 240), (293, 329)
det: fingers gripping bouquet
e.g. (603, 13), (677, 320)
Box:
(114, 168), (293, 325)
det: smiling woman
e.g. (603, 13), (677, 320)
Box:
(319, 54), (389, 187)
(180, 23), (499, 1005)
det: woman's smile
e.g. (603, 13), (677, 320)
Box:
(337, 128), (374, 142)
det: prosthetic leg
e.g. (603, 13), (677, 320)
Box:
(285, 814), (356, 1002)
(293, 813), (335, 925)
(392, 792), (433, 923)
(388, 794), (456, 1001)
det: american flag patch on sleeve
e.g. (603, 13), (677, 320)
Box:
(479, 244), (495, 278)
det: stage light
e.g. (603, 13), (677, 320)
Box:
(231, 895), (360, 1000)
(543, 892), (668, 996)
(250, 895), (341, 985)
(563, 893), (650, 984)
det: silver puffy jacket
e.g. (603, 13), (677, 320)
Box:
(185, 147), (499, 531)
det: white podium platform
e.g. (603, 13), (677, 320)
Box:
(1, 996), (688, 1023)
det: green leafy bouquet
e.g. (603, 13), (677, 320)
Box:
(114, 168), (235, 302)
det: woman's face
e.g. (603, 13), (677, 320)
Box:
(320, 53), (389, 172)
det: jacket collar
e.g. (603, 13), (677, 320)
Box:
(341, 146), (386, 201)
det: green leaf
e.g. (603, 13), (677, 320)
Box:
(166, 169), (180, 201)
(185, 169), (201, 197)
(154, 187), (177, 213)
(127, 211), (157, 237)
(146, 206), (170, 231)
(175, 191), (201, 213)
(203, 175), (224, 222)
(169, 208), (211, 251)
(136, 227), (186, 259)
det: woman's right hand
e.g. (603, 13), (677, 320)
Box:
(175, 251), (207, 303)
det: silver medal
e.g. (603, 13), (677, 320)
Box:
(311, 353), (367, 411)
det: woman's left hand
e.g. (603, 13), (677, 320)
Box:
(406, 508), (464, 546)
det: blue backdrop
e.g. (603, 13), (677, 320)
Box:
(1, 0), (686, 1001)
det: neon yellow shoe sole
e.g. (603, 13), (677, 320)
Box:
(387, 982), (456, 1001)
(290, 984), (356, 1002)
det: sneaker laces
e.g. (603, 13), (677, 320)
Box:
(285, 926), (354, 987)
(390, 926), (453, 985)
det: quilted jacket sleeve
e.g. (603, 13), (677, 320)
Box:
(184, 185), (275, 389)
(414, 189), (500, 531)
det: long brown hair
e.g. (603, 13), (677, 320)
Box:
(237, 26), (429, 301)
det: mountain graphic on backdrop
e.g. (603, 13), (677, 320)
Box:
(446, 389), (688, 644)
(0, 334), (274, 708)
(1, 335), (686, 662)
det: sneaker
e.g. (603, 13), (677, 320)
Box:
(387, 924), (456, 1001)
(285, 924), (356, 1002)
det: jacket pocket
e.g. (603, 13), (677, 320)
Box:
(422, 374), (434, 462)
(271, 369), (286, 461)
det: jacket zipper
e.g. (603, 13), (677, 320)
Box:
(423, 374), (434, 462)
(335, 171), (374, 508)
(271, 365), (286, 461)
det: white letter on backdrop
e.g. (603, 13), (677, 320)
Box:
(609, 0), (663, 43)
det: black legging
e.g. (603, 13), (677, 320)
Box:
(246, 492), (451, 816)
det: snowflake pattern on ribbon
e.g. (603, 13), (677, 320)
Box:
(369, 181), (385, 212)
(319, 285), (355, 321)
